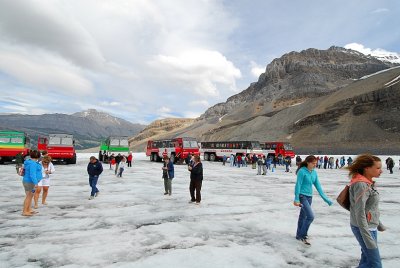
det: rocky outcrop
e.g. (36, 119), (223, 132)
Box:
(200, 46), (395, 120)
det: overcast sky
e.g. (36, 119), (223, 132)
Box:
(0, 0), (399, 124)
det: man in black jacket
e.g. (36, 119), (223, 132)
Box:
(87, 156), (103, 200)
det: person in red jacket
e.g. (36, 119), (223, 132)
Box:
(127, 153), (133, 167)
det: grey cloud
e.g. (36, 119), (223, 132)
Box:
(0, 1), (104, 69)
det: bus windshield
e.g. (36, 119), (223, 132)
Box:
(61, 137), (73, 145)
(251, 141), (261, 149)
(120, 139), (128, 146)
(284, 143), (293, 150)
(49, 136), (61, 145)
(183, 140), (198, 148)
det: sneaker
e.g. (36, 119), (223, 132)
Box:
(95, 192), (100, 197)
(164, 192), (169, 195)
(188, 200), (195, 203)
(300, 238), (311, 246)
(88, 196), (94, 200)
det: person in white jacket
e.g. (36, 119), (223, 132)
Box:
(34, 155), (55, 208)
(117, 157), (126, 177)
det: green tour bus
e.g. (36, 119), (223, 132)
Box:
(0, 131), (30, 164)
(99, 136), (129, 162)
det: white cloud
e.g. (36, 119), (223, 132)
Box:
(250, 61), (265, 78)
(99, 101), (121, 107)
(0, 44), (93, 96)
(189, 100), (210, 107)
(371, 8), (389, 14)
(150, 49), (241, 96)
(344, 43), (399, 58)
(157, 106), (172, 114)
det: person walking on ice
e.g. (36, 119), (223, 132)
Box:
(293, 155), (333, 246)
(87, 156), (103, 200)
(348, 154), (385, 267)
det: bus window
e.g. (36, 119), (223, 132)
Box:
(49, 136), (61, 145)
(110, 139), (119, 146)
(284, 143), (293, 150)
(120, 140), (128, 146)
(0, 137), (10, 143)
(61, 137), (73, 145)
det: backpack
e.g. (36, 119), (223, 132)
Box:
(18, 167), (25, 176)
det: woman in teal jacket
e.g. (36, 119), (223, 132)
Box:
(22, 150), (42, 216)
(293, 155), (333, 245)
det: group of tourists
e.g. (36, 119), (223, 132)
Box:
(87, 153), (204, 204)
(105, 152), (133, 177)
(294, 154), (385, 267)
(19, 150), (55, 216)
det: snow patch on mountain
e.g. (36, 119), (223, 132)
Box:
(345, 43), (400, 64)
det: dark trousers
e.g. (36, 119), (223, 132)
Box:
(127, 161), (132, 167)
(89, 176), (99, 197)
(189, 179), (202, 203)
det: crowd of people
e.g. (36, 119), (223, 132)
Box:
(16, 150), (389, 267)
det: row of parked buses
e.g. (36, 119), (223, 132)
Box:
(145, 137), (295, 163)
(0, 131), (77, 164)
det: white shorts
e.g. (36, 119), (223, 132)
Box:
(38, 178), (50, 187)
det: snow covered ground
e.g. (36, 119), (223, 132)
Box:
(1, 153), (399, 268)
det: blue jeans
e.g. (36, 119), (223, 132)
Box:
(89, 176), (99, 197)
(296, 195), (314, 239)
(351, 225), (382, 268)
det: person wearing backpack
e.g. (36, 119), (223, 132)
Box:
(21, 150), (42, 216)
(347, 154), (385, 268)
(293, 155), (333, 246)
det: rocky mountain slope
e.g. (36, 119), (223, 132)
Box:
(129, 46), (400, 154)
(0, 109), (146, 149)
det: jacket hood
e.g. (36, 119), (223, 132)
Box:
(350, 173), (373, 185)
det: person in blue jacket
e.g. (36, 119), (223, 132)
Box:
(162, 156), (174, 195)
(87, 156), (103, 200)
(22, 150), (42, 216)
(293, 155), (333, 245)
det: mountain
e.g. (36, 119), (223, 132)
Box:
(129, 46), (400, 154)
(0, 109), (146, 149)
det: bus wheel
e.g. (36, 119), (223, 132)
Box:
(209, 154), (216, 161)
(204, 153), (209, 161)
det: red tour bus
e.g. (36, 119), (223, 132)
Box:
(146, 137), (199, 163)
(38, 134), (77, 164)
(260, 142), (295, 158)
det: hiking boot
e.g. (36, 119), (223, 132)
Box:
(164, 192), (168, 195)
(188, 200), (195, 203)
(88, 196), (94, 200)
(95, 192), (100, 197)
